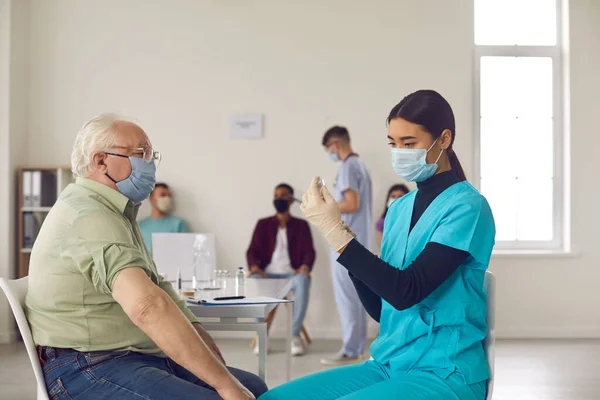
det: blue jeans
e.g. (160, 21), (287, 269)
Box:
(251, 272), (310, 337)
(42, 347), (268, 399)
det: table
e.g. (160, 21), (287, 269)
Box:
(185, 278), (293, 381)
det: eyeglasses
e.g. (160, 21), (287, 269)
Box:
(107, 146), (162, 166)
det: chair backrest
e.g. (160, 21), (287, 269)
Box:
(483, 271), (496, 400)
(0, 277), (50, 400)
(152, 233), (217, 283)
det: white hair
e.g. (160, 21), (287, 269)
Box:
(71, 113), (138, 178)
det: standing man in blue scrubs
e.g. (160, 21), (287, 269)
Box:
(139, 183), (189, 252)
(321, 126), (373, 365)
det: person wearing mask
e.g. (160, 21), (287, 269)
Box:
(246, 183), (316, 356)
(26, 114), (266, 400)
(375, 184), (409, 249)
(260, 90), (495, 399)
(320, 126), (373, 365)
(139, 183), (189, 252)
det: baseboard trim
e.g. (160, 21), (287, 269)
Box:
(210, 326), (600, 340)
(210, 326), (379, 340)
(497, 327), (600, 339)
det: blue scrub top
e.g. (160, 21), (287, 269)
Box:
(138, 215), (189, 252)
(334, 155), (373, 249)
(371, 180), (495, 385)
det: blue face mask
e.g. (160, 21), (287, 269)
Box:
(391, 140), (443, 183)
(328, 152), (340, 162)
(106, 155), (156, 204)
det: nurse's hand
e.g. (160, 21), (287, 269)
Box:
(301, 176), (354, 252)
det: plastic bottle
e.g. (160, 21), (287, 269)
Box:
(235, 266), (245, 296)
(192, 235), (212, 290)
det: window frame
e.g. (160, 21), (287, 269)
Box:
(473, 0), (566, 251)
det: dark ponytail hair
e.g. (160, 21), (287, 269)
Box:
(387, 90), (467, 181)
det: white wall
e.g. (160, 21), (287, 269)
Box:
(491, 0), (600, 338)
(0, 0), (598, 340)
(0, 0), (14, 343)
(24, 0), (475, 339)
(0, 0), (29, 344)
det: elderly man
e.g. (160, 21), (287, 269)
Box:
(25, 114), (266, 400)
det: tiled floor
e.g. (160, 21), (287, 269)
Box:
(1, 339), (599, 399)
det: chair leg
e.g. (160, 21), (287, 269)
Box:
(300, 326), (312, 345)
(266, 305), (278, 333)
(250, 305), (279, 348)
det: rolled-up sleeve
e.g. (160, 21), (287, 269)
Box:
(62, 211), (152, 295)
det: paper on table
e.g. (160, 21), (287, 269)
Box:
(187, 296), (293, 306)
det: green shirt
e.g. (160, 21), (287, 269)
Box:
(138, 215), (189, 253)
(26, 178), (198, 355)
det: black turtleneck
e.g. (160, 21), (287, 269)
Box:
(410, 170), (462, 231)
(339, 170), (468, 322)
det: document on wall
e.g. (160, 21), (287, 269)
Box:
(229, 114), (264, 139)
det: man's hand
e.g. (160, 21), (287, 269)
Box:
(217, 380), (256, 400)
(249, 265), (266, 278)
(296, 265), (311, 278)
(193, 323), (225, 365)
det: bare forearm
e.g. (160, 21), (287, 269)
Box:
(193, 323), (226, 365)
(133, 292), (234, 389)
(338, 189), (359, 213)
(338, 200), (356, 213)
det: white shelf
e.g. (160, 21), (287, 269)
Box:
(21, 248), (32, 253)
(21, 207), (52, 212)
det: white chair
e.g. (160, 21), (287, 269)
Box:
(0, 277), (50, 400)
(484, 271), (496, 400)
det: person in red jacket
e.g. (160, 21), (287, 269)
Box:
(246, 183), (316, 357)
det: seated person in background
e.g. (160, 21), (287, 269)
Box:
(139, 182), (189, 252)
(375, 184), (409, 247)
(26, 113), (266, 400)
(246, 183), (316, 357)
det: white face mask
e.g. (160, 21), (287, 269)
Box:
(155, 196), (174, 214)
(387, 198), (396, 208)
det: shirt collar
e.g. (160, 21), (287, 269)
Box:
(416, 169), (462, 193)
(76, 178), (139, 220)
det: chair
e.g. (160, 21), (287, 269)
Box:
(0, 277), (50, 400)
(249, 300), (312, 349)
(484, 271), (496, 400)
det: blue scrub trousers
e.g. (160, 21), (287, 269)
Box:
(331, 251), (367, 357)
(259, 360), (486, 400)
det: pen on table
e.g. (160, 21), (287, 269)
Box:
(213, 296), (246, 301)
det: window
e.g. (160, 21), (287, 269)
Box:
(474, 0), (566, 250)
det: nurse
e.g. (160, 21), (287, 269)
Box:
(259, 89), (495, 400)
